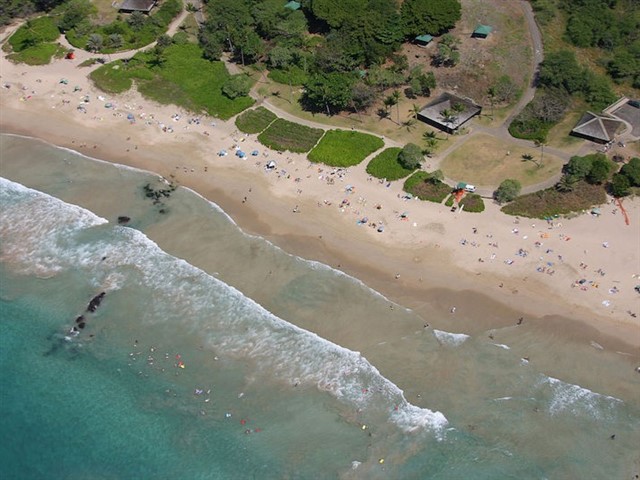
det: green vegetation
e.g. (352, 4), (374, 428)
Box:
(400, 0), (461, 37)
(90, 44), (255, 119)
(502, 181), (606, 218)
(235, 107), (277, 134)
(404, 171), (451, 203)
(366, 147), (415, 180)
(494, 179), (522, 204)
(5, 15), (63, 64)
(1, 0), (67, 26)
(460, 194), (485, 213)
(65, 0), (182, 53)
(268, 66), (308, 86)
(8, 42), (64, 65)
(258, 119), (324, 153)
(397, 143), (423, 170)
(8, 16), (59, 51)
(308, 130), (383, 167)
(89, 61), (133, 93)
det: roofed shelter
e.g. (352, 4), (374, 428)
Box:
(415, 34), (433, 47)
(417, 93), (482, 134)
(118, 0), (157, 13)
(570, 112), (624, 144)
(472, 25), (492, 38)
(284, 1), (301, 10)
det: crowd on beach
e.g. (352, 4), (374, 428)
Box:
(1, 49), (638, 334)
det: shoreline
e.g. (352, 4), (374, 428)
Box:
(0, 54), (639, 355)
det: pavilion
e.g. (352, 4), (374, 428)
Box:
(118, 0), (157, 13)
(417, 93), (482, 134)
(570, 112), (624, 144)
(472, 25), (493, 38)
(414, 34), (433, 47)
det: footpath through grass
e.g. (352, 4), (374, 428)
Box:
(308, 130), (383, 167)
(502, 181), (606, 218)
(366, 147), (415, 181)
(235, 107), (277, 134)
(90, 44), (254, 119)
(7, 16), (63, 65)
(258, 119), (324, 153)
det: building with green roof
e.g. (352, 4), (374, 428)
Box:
(472, 25), (492, 38)
(284, 1), (301, 10)
(414, 34), (433, 47)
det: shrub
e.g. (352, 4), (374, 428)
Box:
(268, 66), (308, 86)
(366, 148), (415, 180)
(258, 119), (324, 152)
(235, 107), (277, 134)
(502, 181), (606, 218)
(8, 42), (62, 65)
(610, 173), (631, 197)
(494, 179), (522, 204)
(308, 130), (384, 167)
(397, 143), (423, 170)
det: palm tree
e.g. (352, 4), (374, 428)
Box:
(108, 34), (123, 49)
(402, 118), (416, 131)
(423, 130), (440, 141)
(410, 103), (422, 120)
(86, 34), (103, 53)
(392, 90), (401, 124)
(535, 138), (547, 168)
(556, 175), (576, 192)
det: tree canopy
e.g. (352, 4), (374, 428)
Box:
(398, 143), (423, 170)
(400, 0), (461, 37)
(494, 179), (522, 204)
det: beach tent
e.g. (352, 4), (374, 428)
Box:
(251, 150), (259, 156)
(127, 113), (135, 122)
(414, 34), (433, 47)
(218, 149), (228, 156)
(265, 160), (277, 170)
(236, 150), (246, 158)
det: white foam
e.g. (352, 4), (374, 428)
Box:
(492, 343), (511, 350)
(0, 179), (447, 435)
(0, 177), (108, 276)
(539, 375), (622, 419)
(433, 329), (470, 346)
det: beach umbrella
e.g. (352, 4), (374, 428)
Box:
(251, 150), (259, 156)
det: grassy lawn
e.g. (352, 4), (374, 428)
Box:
(8, 43), (65, 65)
(90, 44), (254, 119)
(258, 119), (324, 152)
(366, 147), (415, 180)
(440, 134), (564, 187)
(308, 130), (384, 167)
(502, 181), (606, 218)
(404, 172), (452, 203)
(235, 107), (277, 134)
(8, 16), (59, 52)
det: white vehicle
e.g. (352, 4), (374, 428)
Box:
(464, 184), (476, 193)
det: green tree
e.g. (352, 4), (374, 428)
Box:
(433, 33), (460, 67)
(108, 33), (123, 49)
(398, 143), (423, 170)
(610, 172), (630, 197)
(538, 50), (585, 94)
(58, 0), (95, 31)
(222, 75), (252, 99)
(156, 34), (173, 49)
(429, 169), (444, 183)
(86, 33), (103, 52)
(302, 72), (355, 115)
(127, 11), (146, 31)
(556, 175), (578, 193)
(401, 0), (461, 37)
(587, 157), (612, 184)
(494, 179), (522, 204)
(268, 45), (293, 69)
(620, 157), (640, 186)
(563, 154), (595, 180)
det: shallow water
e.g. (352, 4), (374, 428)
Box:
(1, 134), (639, 479)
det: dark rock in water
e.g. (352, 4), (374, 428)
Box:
(159, 209), (167, 214)
(87, 292), (106, 313)
(117, 216), (131, 224)
(78, 322), (86, 329)
(75, 315), (85, 324)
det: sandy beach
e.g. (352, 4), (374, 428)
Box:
(1, 28), (639, 354)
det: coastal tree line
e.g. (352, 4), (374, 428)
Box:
(199, 0), (461, 114)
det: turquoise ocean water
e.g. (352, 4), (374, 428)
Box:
(1, 134), (639, 479)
